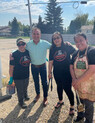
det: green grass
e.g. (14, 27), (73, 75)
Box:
(0, 36), (30, 39)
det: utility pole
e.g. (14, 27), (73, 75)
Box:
(27, 0), (32, 40)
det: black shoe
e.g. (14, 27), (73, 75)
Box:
(19, 102), (27, 109)
(74, 116), (84, 122)
(24, 96), (30, 101)
(33, 94), (40, 103)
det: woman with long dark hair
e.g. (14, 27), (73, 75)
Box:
(48, 32), (75, 115)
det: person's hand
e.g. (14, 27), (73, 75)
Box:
(65, 41), (72, 46)
(72, 78), (78, 90)
(48, 72), (52, 80)
(8, 77), (13, 85)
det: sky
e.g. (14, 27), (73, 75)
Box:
(0, 0), (95, 29)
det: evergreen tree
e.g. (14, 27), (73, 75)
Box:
(11, 17), (19, 36)
(8, 21), (12, 27)
(23, 25), (30, 36)
(45, 0), (63, 33)
(37, 15), (47, 33)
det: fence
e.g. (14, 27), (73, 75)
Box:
(41, 34), (95, 45)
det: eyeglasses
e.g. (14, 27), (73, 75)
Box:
(53, 36), (61, 40)
(17, 43), (26, 47)
(75, 40), (84, 44)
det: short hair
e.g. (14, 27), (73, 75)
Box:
(32, 27), (41, 33)
(74, 33), (87, 41)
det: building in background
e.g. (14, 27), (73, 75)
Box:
(0, 26), (11, 36)
(81, 25), (94, 34)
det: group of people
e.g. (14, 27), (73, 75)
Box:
(9, 27), (95, 123)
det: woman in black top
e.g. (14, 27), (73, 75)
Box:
(48, 32), (75, 115)
(9, 38), (30, 109)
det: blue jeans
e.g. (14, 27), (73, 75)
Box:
(31, 64), (48, 98)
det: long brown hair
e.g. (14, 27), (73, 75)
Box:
(51, 31), (64, 49)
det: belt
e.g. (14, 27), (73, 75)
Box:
(32, 63), (45, 68)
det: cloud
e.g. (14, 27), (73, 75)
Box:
(0, 0), (44, 16)
(19, 18), (38, 25)
(86, 1), (95, 6)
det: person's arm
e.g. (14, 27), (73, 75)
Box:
(73, 65), (95, 89)
(74, 48), (95, 89)
(78, 65), (95, 82)
(70, 64), (77, 80)
(70, 64), (77, 89)
(48, 60), (53, 79)
(9, 53), (14, 84)
(9, 65), (14, 77)
(45, 40), (51, 49)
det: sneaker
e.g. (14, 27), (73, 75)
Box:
(43, 98), (48, 107)
(33, 94), (40, 103)
(19, 102), (27, 109)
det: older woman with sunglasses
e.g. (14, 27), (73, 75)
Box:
(9, 38), (30, 109)
(48, 32), (76, 115)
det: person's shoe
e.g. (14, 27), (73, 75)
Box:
(69, 107), (74, 116)
(24, 95), (30, 101)
(19, 102), (27, 109)
(33, 94), (40, 103)
(43, 98), (48, 107)
(55, 102), (64, 109)
(73, 116), (84, 122)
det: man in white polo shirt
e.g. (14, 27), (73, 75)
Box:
(26, 27), (51, 106)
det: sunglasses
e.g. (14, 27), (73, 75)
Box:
(53, 36), (61, 40)
(17, 43), (26, 47)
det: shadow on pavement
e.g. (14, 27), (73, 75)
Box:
(47, 106), (62, 123)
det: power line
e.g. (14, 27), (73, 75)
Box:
(25, 1), (88, 6)
(1, 0), (94, 13)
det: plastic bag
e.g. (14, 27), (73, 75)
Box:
(6, 82), (15, 95)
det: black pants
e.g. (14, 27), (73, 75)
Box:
(14, 78), (29, 104)
(76, 95), (94, 123)
(56, 81), (74, 106)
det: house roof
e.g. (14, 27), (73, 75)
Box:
(81, 25), (94, 30)
(0, 26), (11, 33)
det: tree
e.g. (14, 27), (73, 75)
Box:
(44, 0), (63, 33)
(8, 21), (12, 27)
(68, 13), (88, 34)
(37, 15), (47, 33)
(23, 25), (30, 36)
(92, 21), (95, 34)
(11, 17), (19, 36)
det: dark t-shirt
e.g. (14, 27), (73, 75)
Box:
(49, 42), (76, 82)
(71, 46), (95, 65)
(10, 50), (30, 80)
